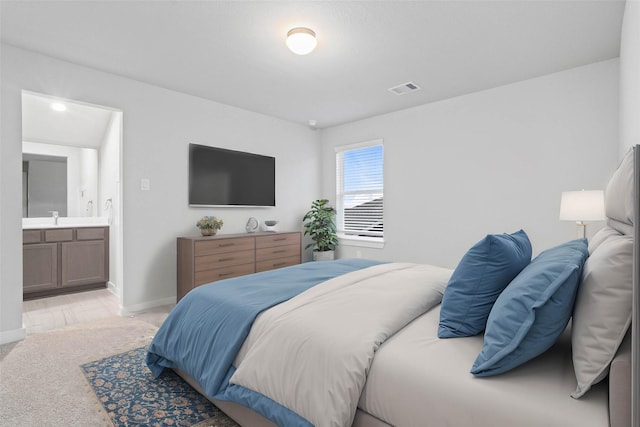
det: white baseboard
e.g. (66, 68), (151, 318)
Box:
(0, 326), (26, 345)
(107, 281), (121, 298)
(120, 296), (176, 316)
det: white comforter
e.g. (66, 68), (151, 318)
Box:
(230, 262), (452, 427)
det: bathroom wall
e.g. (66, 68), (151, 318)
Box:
(99, 112), (122, 295)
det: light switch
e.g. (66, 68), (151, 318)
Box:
(141, 178), (150, 191)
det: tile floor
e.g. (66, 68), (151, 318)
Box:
(23, 289), (120, 334)
(22, 289), (172, 334)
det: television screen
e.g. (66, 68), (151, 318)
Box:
(189, 143), (275, 207)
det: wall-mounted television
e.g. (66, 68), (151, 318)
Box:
(189, 143), (275, 207)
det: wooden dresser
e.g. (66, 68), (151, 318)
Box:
(177, 231), (301, 301)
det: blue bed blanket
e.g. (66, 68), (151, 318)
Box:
(146, 258), (383, 400)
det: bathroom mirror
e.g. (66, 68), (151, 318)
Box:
(22, 144), (98, 217)
(22, 153), (68, 217)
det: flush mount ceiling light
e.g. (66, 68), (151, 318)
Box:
(50, 102), (67, 112)
(286, 27), (317, 55)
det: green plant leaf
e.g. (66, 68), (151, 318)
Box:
(302, 199), (338, 252)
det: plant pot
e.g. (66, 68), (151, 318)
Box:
(200, 229), (217, 236)
(313, 250), (335, 261)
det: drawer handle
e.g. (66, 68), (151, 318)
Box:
(273, 238), (287, 241)
(218, 272), (234, 278)
(273, 262), (287, 267)
(218, 243), (235, 248)
(272, 250), (286, 254)
(218, 257), (234, 262)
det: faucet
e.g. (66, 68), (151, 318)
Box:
(48, 211), (59, 225)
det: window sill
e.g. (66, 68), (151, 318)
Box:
(338, 234), (385, 249)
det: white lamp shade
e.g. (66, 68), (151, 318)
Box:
(286, 27), (317, 55)
(559, 190), (605, 221)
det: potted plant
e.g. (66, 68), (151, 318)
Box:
(302, 199), (338, 261)
(196, 215), (223, 236)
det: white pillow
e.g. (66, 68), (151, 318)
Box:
(587, 226), (620, 254)
(571, 228), (633, 398)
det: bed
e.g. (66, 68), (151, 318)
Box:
(147, 145), (637, 427)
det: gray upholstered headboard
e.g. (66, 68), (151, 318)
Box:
(633, 145), (639, 427)
(609, 145), (640, 427)
(600, 145), (638, 427)
(614, 144), (640, 427)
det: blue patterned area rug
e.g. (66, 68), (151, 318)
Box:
(81, 347), (239, 427)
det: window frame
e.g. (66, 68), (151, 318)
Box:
(335, 139), (385, 249)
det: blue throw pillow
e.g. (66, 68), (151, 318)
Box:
(470, 238), (588, 377)
(438, 230), (532, 338)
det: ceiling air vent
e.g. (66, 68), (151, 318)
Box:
(388, 81), (422, 96)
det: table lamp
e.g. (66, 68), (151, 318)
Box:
(559, 190), (605, 238)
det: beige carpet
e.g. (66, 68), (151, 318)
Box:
(1, 314), (160, 426)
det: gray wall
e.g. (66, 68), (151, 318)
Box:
(619, 0), (640, 158)
(320, 60), (619, 269)
(1, 44), (321, 342)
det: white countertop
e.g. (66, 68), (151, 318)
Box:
(23, 217), (109, 229)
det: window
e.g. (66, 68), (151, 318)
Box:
(336, 140), (384, 242)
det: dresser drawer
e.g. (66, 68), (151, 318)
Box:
(255, 233), (300, 249)
(195, 250), (254, 272)
(256, 255), (300, 273)
(195, 237), (255, 256)
(77, 227), (105, 241)
(195, 263), (255, 286)
(256, 244), (301, 262)
(23, 230), (42, 244)
(45, 228), (73, 242)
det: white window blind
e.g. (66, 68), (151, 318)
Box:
(336, 141), (384, 239)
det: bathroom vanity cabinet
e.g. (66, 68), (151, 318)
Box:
(23, 226), (109, 299)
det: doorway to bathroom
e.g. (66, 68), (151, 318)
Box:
(21, 91), (124, 328)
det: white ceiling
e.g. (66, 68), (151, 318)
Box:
(22, 92), (114, 148)
(1, 0), (626, 130)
